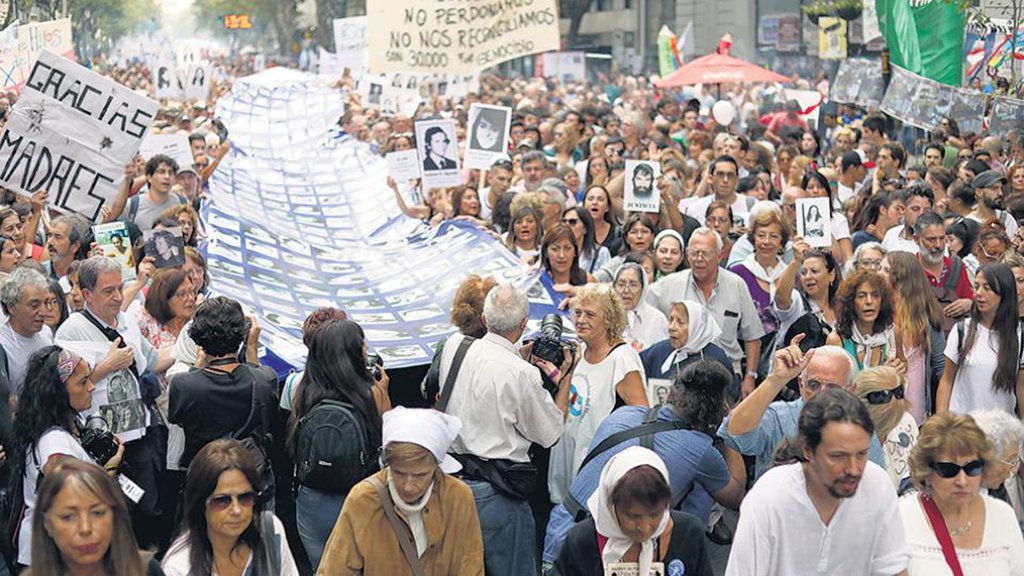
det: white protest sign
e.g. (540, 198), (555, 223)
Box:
(0, 50), (159, 221)
(151, 57), (182, 99)
(783, 88), (824, 127)
(623, 160), (660, 214)
(796, 197), (832, 247)
(368, 0), (560, 75)
(542, 51), (586, 82)
(318, 48), (343, 80)
(465, 103), (510, 170)
(0, 18), (74, 90)
(176, 41), (201, 68)
(386, 149), (421, 181)
(333, 16), (369, 79)
(139, 133), (193, 168)
(253, 53), (266, 72)
(184, 63), (212, 102)
(414, 118), (461, 188)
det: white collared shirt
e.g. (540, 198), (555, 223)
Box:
(438, 332), (564, 463)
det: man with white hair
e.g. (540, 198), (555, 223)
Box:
(0, 268), (55, 393)
(648, 227), (765, 397)
(718, 338), (888, 479)
(436, 284), (573, 576)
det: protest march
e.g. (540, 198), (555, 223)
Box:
(0, 0), (1022, 575)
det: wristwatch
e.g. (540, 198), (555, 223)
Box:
(745, 370), (758, 379)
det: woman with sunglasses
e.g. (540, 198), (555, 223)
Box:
(855, 367), (919, 491)
(562, 206), (610, 275)
(900, 412), (1024, 575)
(162, 439), (299, 576)
(936, 263), (1024, 417)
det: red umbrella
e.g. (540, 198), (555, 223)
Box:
(656, 53), (791, 87)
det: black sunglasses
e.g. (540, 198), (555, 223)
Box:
(206, 491), (258, 511)
(930, 459), (985, 479)
(562, 217), (580, 225)
(865, 385), (905, 405)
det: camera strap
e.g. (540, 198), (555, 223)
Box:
(435, 336), (476, 412)
(80, 309), (140, 383)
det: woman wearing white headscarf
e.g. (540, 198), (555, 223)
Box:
(614, 262), (669, 352)
(317, 407), (484, 575)
(551, 446), (713, 576)
(640, 300), (732, 380)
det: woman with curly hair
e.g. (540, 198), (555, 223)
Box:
(548, 283), (648, 503)
(12, 346), (125, 566)
(826, 269), (905, 373)
(880, 252), (946, 422)
(159, 204), (201, 247)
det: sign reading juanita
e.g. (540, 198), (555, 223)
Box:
(0, 50), (158, 221)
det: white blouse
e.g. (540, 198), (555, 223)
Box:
(899, 494), (1024, 575)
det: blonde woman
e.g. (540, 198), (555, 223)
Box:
(855, 366), (919, 490)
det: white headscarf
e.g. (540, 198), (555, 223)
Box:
(587, 446), (671, 575)
(661, 300), (722, 374)
(382, 406), (463, 473)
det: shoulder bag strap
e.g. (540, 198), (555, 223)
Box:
(229, 381), (259, 440)
(368, 476), (426, 576)
(435, 336), (476, 412)
(564, 411), (691, 521)
(638, 406), (661, 450)
(918, 492), (965, 576)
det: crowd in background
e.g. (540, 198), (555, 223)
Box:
(0, 47), (1018, 576)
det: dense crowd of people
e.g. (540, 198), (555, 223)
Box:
(0, 45), (1019, 576)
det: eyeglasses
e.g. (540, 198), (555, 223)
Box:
(1002, 456), (1021, 474)
(802, 379), (842, 392)
(930, 459), (985, 478)
(865, 385), (904, 405)
(206, 491), (257, 511)
(714, 171), (738, 180)
(686, 249), (714, 261)
(614, 281), (642, 292)
(858, 258), (882, 270)
(562, 218), (580, 226)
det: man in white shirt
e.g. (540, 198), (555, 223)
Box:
(836, 151), (867, 209)
(685, 156), (754, 226)
(437, 284), (571, 576)
(726, 388), (910, 576)
(0, 268), (54, 392)
(882, 181), (935, 255)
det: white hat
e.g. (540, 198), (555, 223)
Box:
(382, 407), (463, 474)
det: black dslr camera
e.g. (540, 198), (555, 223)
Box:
(80, 416), (119, 468)
(532, 313), (565, 367)
(366, 353), (382, 380)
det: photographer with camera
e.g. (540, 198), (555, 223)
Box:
(436, 283), (575, 576)
(11, 346), (125, 568)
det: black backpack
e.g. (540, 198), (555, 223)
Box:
(294, 399), (378, 494)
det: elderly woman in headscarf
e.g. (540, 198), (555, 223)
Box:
(614, 262), (668, 352)
(854, 366), (919, 491)
(970, 409), (1024, 525)
(317, 407), (484, 575)
(640, 300), (731, 380)
(551, 446), (713, 576)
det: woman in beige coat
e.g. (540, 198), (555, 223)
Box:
(317, 407), (484, 575)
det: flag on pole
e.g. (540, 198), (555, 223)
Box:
(876, 0), (964, 86)
(657, 25), (683, 77)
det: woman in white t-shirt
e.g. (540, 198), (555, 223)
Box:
(11, 346), (125, 567)
(937, 263), (1024, 417)
(548, 283), (648, 504)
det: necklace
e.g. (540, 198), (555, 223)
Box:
(949, 520), (972, 536)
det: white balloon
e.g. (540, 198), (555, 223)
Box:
(712, 100), (736, 125)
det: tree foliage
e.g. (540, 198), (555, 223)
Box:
(192, 0), (298, 55)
